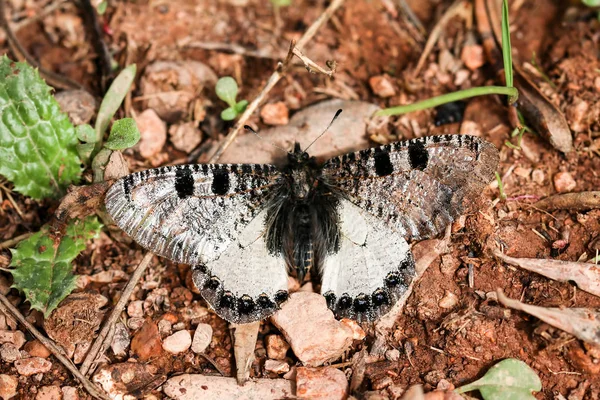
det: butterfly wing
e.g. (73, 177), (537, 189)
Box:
(105, 163), (289, 323)
(320, 199), (415, 321)
(322, 135), (499, 242)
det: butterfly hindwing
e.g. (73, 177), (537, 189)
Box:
(320, 199), (415, 321)
(322, 135), (499, 242)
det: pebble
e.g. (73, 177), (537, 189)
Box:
(54, 89), (97, 126)
(553, 171), (576, 193)
(0, 275), (10, 295)
(260, 102), (290, 126)
(438, 291), (459, 309)
(93, 363), (154, 400)
(532, 169), (545, 185)
(0, 330), (26, 349)
(14, 357), (52, 376)
(158, 319), (173, 336)
(453, 69), (470, 86)
(440, 254), (460, 276)
(264, 359), (290, 374)
(131, 321), (162, 361)
(513, 166), (532, 179)
(459, 120), (482, 137)
(265, 334), (289, 360)
(295, 367), (348, 400)
(369, 75), (396, 98)
(169, 122), (202, 153)
(461, 44), (485, 71)
(24, 340), (51, 359)
(271, 292), (359, 366)
(372, 376), (394, 390)
(162, 330), (191, 354)
(566, 97), (590, 132)
(0, 374), (18, 400)
(61, 387), (79, 400)
(36, 385), (62, 400)
(110, 322), (130, 358)
(163, 375), (293, 399)
(191, 323), (213, 354)
(0, 343), (21, 363)
(135, 109), (167, 159)
(340, 318), (366, 340)
(385, 349), (400, 362)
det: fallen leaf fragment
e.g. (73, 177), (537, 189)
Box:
(534, 191), (600, 211)
(497, 290), (600, 346)
(232, 321), (260, 384)
(493, 249), (600, 297)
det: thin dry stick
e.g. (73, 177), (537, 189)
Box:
(184, 41), (285, 60)
(0, 294), (111, 400)
(207, 0), (346, 163)
(0, 232), (33, 250)
(292, 46), (336, 77)
(79, 252), (154, 376)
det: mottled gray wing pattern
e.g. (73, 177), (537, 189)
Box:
(105, 163), (289, 323)
(321, 200), (415, 322)
(322, 135), (499, 242)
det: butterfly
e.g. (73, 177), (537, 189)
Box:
(105, 131), (499, 324)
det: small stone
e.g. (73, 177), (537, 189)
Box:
(110, 322), (130, 358)
(131, 321), (162, 361)
(0, 374), (18, 400)
(163, 374), (293, 399)
(296, 367), (348, 400)
(158, 319), (172, 336)
(162, 330), (191, 354)
(0, 330), (25, 349)
(265, 334), (290, 360)
(55, 90), (97, 125)
(369, 75), (396, 98)
(532, 169), (545, 185)
(340, 319), (366, 340)
(514, 166), (532, 178)
(191, 323), (213, 354)
(36, 385), (61, 400)
(0, 343), (21, 363)
(23, 340), (50, 359)
(461, 44), (485, 71)
(94, 363), (156, 400)
(566, 97), (590, 132)
(127, 300), (144, 318)
(264, 359), (290, 374)
(553, 171), (576, 193)
(438, 291), (458, 309)
(373, 376), (394, 390)
(135, 109), (167, 159)
(454, 69), (470, 86)
(61, 386), (79, 400)
(260, 102), (289, 126)
(440, 255), (460, 276)
(103, 150), (129, 181)
(271, 292), (357, 366)
(385, 349), (400, 362)
(168, 122), (202, 153)
(14, 357), (52, 376)
(127, 317), (145, 331)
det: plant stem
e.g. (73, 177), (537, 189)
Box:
(374, 86), (519, 117)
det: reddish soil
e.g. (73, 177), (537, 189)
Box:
(1, 0), (599, 399)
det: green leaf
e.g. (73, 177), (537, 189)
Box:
(104, 118), (140, 150)
(76, 142), (95, 164)
(271, 0), (292, 6)
(234, 99), (248, 114)
(76, 124), (97, 143)
(501, 0), (514, 90)
(455, 359), (541, 400)
(220, 107), (237, 121)
(0, 56), (81, 199)
(9, 216), (102, 317)
(97, 0), (108, 14)
(216, 77), (239, 107)
(94, 64), (137, 152)
(582, 0), (600, 6)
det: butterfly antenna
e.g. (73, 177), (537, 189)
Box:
(243, 125), (288, 154)
(304, 109), (343, 152)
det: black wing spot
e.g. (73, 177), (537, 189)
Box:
(257, 294), (275, 309)
(212, 168), (230, 195)
(353, 294), (370, 313)
(219, 292), (236, 309)
(373, 148), (394, 177)
(238, 295), (255, 314)
(205, 276), (221, 290)
(274, 290), (289, 304)
(408, 140), (429, 170)
(372, 289), (389, 307)
(385, 272), (401, 288)
(175, 165), (195, 199)
(324, 291), (337, 310)
(123, 174), (134, 198)
(338, 293), (352, 310)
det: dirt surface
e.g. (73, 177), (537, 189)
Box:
(1, 0), (600, 399)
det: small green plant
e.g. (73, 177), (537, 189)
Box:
(455, 358), (541, 399)
(495, 171), (506, 200)
(9, 216), (102, 317)
(270, 0), (291, 6)
(0, 58), (139, 316)
(375, 0), (517, 117)
(216, 76), (248, 121)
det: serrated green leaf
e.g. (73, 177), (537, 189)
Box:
(216, 77), (238, 107)
(104, 118), (140, 150)
(0, 56), (81, 199)
(94, 64), (137, 152)
(455, 359), (541, 400)
(234, 99), (248, 114)
(76, 124), (97, 143)
(9, 216), (102, 316)
(220, 107), (237, 121)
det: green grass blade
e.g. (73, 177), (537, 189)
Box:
(501, 0), (514, 89)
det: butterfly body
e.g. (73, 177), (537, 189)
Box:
(105, 134), (499, 324)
